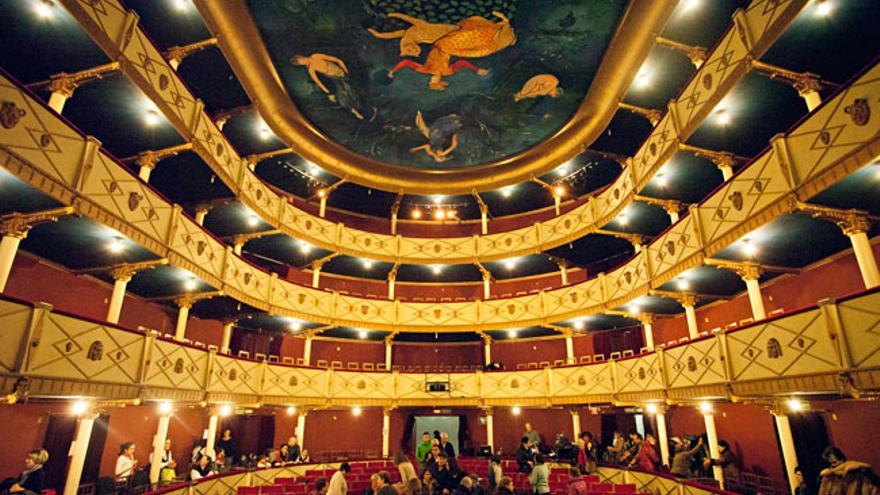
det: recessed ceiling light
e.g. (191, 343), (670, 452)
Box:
(507, 329), (518, 338)
(676, 278), (690, 290)
(298, 242), (312, 254)
(628, 304), (639, 315)
(617, 214), (629, 226)
(431, 265), (442, 275)
(108, 236), (125, 253)
(33, 0), (54, 19)
(815, 0), (832, 17)
(183, 278), (197, 291)
(633, 65), (652, 90)
(511, 406), (521, 415)
(144, 109), (160, 127)
(553, 185), (566, 198)
(411, 209), (422, 219)
(352, 406), (362, 416)
(433, 209), (446, 220)
(432, 195), (444, 204)
(358, 329), (368, 339)
(286, 406), (297, 416)
(501, 186), (514, 198)
(573, 320), (585, 331)
(246, 215), (259, 227)
(715, 108), (731, 126)
(655, 173), (668, 187)
(742, 239), (758, 258)
(288, 321), (302, 332)
(362, 259), (373, 269)
(681, 0), (700, 12)
(503, 258), (517, 270)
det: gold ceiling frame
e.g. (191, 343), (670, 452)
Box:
(195, 0), (678, 195)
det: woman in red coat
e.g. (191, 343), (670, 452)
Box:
(636, 434), (661, 472)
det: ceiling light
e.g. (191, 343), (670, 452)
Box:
(362, 259), (373, 269)
(358, 329), (368, 339)
(814, 0), (832, 17)
(553, 185), (566, 198)
(573, 320), (585, 331)
(503, 258), (517, 270)
(511, 406), (521, 416)
(157, 401), (173, 415)
(317, 189), (327, 198)
(742, 239), (758, 258)
(645, 403), (659, 415)
(633, 65), (652, 90)
(501, 186), (514, 198)
(286, 406), (297, 416)
(71, 399), (89, 416)
(556, 166), (569, 177)
(676, 278), (690, 290)
(431, 265), (442, 275)
(433, 209), (446, 220)
(33, 0), (54, 18)
(715, 108), (731, 126)
(617, 214), (629, 226)
(288, 321), (302, 332)
(681, 0), (700, 12)
(218, 404), (233, 416)
(432, 195), (444, 204)
(655, 173), (668, 187)
(173, 0), (191, 11)
(507, 329), (518, 338)
(447, 210), (457, 219)
(144, 109), (160, 127)
(308, 165), (320, 176)
(183, 278), (197, 291)
(628, 304), (639, 315)
(699, 401), (713, 414)
(259, 126), (272, 141)
(411, 209), (422, 219)
(352, 406), (362, 416)
(298, 242), (312, 254)
(246, 215), (259, 227)
(108, 236), (125, 253)
(787, 398), (805, 412)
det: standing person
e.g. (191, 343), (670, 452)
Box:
(577, 432), (598, 474)
(670, 437), (703, 478)
(566, 466), (588, 495)
(417, 433), (433, 469)
(327, 463), (351, 495)
(403, 478), (422, 495)
(216, 430), (238, 465)
(424, 445), (442, 474)
(395, 451), (418, 485)
(703, 440), (740, 482)
(605, 431), (625, 464)
(431, 455), (457, 495)
(0, 449), (49, 495)
(524, 423), (541, 450)
(310, 477), (329, 495)
(793, 467), (808, 495)
(279, 445), (291, 463)
(637, 434), (661, 472)
(440, 433), (456, 459)
(372, 472), (397, 495)
(453, 476), (473, 495)
(286, 436), (302, 463)
(527, 455), (550, 495)
(115, 442), (139, 481)
(622, 434), (642, 468)
(488, 456), (503, 494)
(159, 439), (177, 484)
(516, 437), (535, 474)
(818, 447), (880, 495)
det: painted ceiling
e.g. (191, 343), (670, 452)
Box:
(250, 0), (627, 168)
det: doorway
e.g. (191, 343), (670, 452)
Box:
(413, 416), (460, 455)
(41, 414), (78, 493)
(786, 412), (831, 494)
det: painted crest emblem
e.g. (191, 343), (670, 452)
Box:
(0, 101), (25, 129)
(128, 192), (143, 211)
(844, 98), (870, 126)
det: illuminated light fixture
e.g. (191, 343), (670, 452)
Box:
(431, 265), (443, 275)
(358, 329), (368, 339)
(676, 278), (690, 290)
(645, 403), (659, 415)
(411, 209), (422, 219)
(555, 166), (569, 177)
(432, 195), (444, 204)
(33, 0), (54, 18)
(308, 164), (320, 176)
(259, 126), (272, 141)
(174, 0), (190, 11)
(218, 404), (233, 416)
(507, 329), (518, 338)
(617, 214), (629, 226)
(573, 320), (585, 331)
(362, 259), (373, 269)
(447, 209), (457, 219)
(317, 189), (327, 198)
(815, 0), (832, 17)
(246, 215), (259, 227)
(183, 278), (197, 291)
(511, 406), (522, 416)
(655, 173), (668, 187)
(503, 258), (517, 270)
(553, 185), (566, 198)
(71, 399), (90, 416)
(433, 209), (446, 220)
(633, 65), (652, 90)
(157, 401), (173, 415)
(715, 108), (731, 126)
(699, 401), (713, 414)
(742, 238), (758, 258)
(501, 186), (514, 198)
(681, 0), (700, 11)
(288, 321), (302, 332)
(298, 242), (312, 254)
(628, 304), (639, 315)
(787, 398), (805, 412)
(352, 406), (363, 416)
(144, 109), (160, 127)
(286, 406), (297, 416)
(108, 236), (125, 253)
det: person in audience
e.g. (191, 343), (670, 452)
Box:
(280, 445), (292, 463)
(417, 432), (434, 468)
(818, 446), (880, 495)
(310, 477), (329, 495)
(527, 454), (550, 495)
(670, 436), (703, 478)
(286, 436), (302, 463)
(0, 448), (49, 495)
(257, 454), (273, 469)
(190, 455), (216, 481)
(468, 474), (484, 495)
(431, 454), (457, 495)
(420, 469), (435, 495)
(703, 440), (740, 482)
(440, 433), (456, 459)
(115, 442), (139, 481)
(566, 466), (588, 495)
(496, 477), (514, 495)
(159, 439), (177, 483)
(621, 433), (641, 467)
(637, 434), (661, 472)
(216, 430), (238, 464)
(424, 445), (442, 474)
(403, 478), (422, 495)
(191, 439), (208, 464)
(453, 476), (473, 495)
(300, 448), (311, 464)
(577, 432), (598, 474)
(793, 466), (808, 495)
(328, 462), (351, 495)
(605, 431), (625, 464)
(524, 422), (541, 449)
(395, 451), (418, 485)
(516, 436), (535, 474)
(372, 471), (397, 495)
(487, 455), (503, 493)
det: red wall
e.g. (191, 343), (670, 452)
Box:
(0, 403), (64, 479)
(813, 400), (880, 469)
(392, 343), (483, 367)
(302, 409), (383, 457)
(492, 339), (567, 368)
(310, 339), (385, 366)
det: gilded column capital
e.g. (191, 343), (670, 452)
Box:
(676, 292), (698, 308)
(109, 258), (168, 282)
(0, 206), (75, 239)
(736, 263), (763, 281)
(637, 313), (655, 325)
(797, 203), (871, 236)
(47, 74), (78, 98)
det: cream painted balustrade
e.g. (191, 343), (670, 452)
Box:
(0, 57), (878, 332)
(0, 288), (877, 406)
(52, 0), (807, 265)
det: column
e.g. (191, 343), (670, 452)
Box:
(570, 409), (581, 440)
(174, 299), (192, 341)
(480, 206), (488, 235)
(558, 263), (569, 286)
(233, 241), (243, 255)
(194, 207), (209, 226)
(319, 195), (328, 218)
(0, 234), (23, 293)
(169, 58), (181, 70)
(482, 334), (492, 366)
(311, 263), (322, 288)
(702, 406), (724, 488)
(740, 266), (767, 320)
(665, 206), (680, 224)
(391, 211), (398, 235)
(63, 414), (96, 495)
(382, 408), (392, 458)
(656, 408), (670, 467)
(138, 163), (154, 182)
(48, 92), (70, 114)
(717, 162), (734, 181)
(205, 414), (219, 458)
(296, 411), (308, 449)
(149, 412), (172, 484)
(679, 294), (699, 339)
(48, 78), (75, 114)
(303, 335), (313, 366)
(640, 314), (655, 351)
(844, 221), (880, 289)
(796, 78), (822, 112)
(388, 272), (396, 300)
(106, 269), (132, 324)
(773, 412), (800, 495)
(221, 321), (234, 354)
(564, 331), (575, 364)
(482, 271), (491, 299)
(484, 408), (494, 451)
(384, 337), (393, 370)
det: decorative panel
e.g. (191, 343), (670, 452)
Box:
(538, 201), (598, 248)
(261, 364), (328, 399)
(222, 254), (273, 306)
(191, 472), (250, 495)
(167, 213), (226, 281)
(338, 229), (397, 261)
(594, 168), (635, 221)
(663, 338), (726, 389)
(334, 296), (397, 327)
(330, 369), (395, 400)
(614, 354), (664, 393)
(27, 313), (144, 385)
(603, 253), (651, 303)
(0, 299), (32, 373)
(630, 115), (677, 186)
(550, 363), (614, 398)
(398, 235), (476, 264)
(395, 372), (479, 401)
(479, 226), (540, 261)
(238, 173), (282, 226)
(837, 291), (880, 368)
(726, 309), (840, 382)
(143, 339), (209, 391)
(208, 355), (263, 395)
(279, 207), (338, 253)
(271, 284), (335, 322)
(479, 293), (544, 326)
(396, 301), (477, 329)
(543, 279), (604, 318)
(481, 369), (547, 399)
(646, 215), (703, 282)
(627, 471), (681, 495)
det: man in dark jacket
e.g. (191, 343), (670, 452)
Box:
(431, 454), (458, 495)
(516, 436), (535, 474)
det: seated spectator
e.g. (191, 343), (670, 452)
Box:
(453, 476), (473, 495)
(286, 436), (302, 463)
(431, 454), (457, 495)
(670, 437), (703, 478)
(216, 430), (238, 464)
(621, 434), (641, 468)
(566, 466), (588, 495)
(257, 455), (273, 469)
(0, 449), (49, 495)
(395, 451), (418, 485)
(488, 455), (502, 493)
(115, 442), (139, 481)
(372, 471), (397, 495)
(703, 440), (740, 482)
(527, 454), (550, 495)
(496, 478), (514, 495)
(300, 448), (311, 464)
(403, 478), (422, 495)
(818, 446), (880, 495)
(467, 475), (484, 495)
(158, 439), (177, 484)
(310, 477), (329, 495)
(190, 455), (216, 481)
(328, 463), (351, 495)
(420, 470), (435, 495)
(280, 445), (292, 463)
(605, 431), (625, 464)
(637, 434), (661, 472)
(793, 467), (808, 495)
(516, 436), (535, 474)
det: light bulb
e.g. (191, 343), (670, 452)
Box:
(645, 403), (658, 415)
(108, 237), (125, 253)
(411, 209), (422, 219)
(677, 278), (690, 290)
(352, 406), (362, 416)
(511, 406), (521, 416)
(246, 215), (259, 227)
(699, 402), (713, 414)
(507, 329), (518, 338)
(144, 109), (160, 127)
(219, 404), (233, 416)
(71, 400), (89, 416)
(358, 329), (368, 339)
(574, 320), (585, 331)
(787, 398), (805, 412)
(158, 401), (173, 415)
(431, 265), (442, 275)
(287, 406), (297, 416)
(288, 321), (302, 332)
(184, 278), (197, 291)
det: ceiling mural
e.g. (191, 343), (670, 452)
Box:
(250, 0), (627, 169)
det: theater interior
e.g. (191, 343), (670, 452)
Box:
(0, 1), (878, 495)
